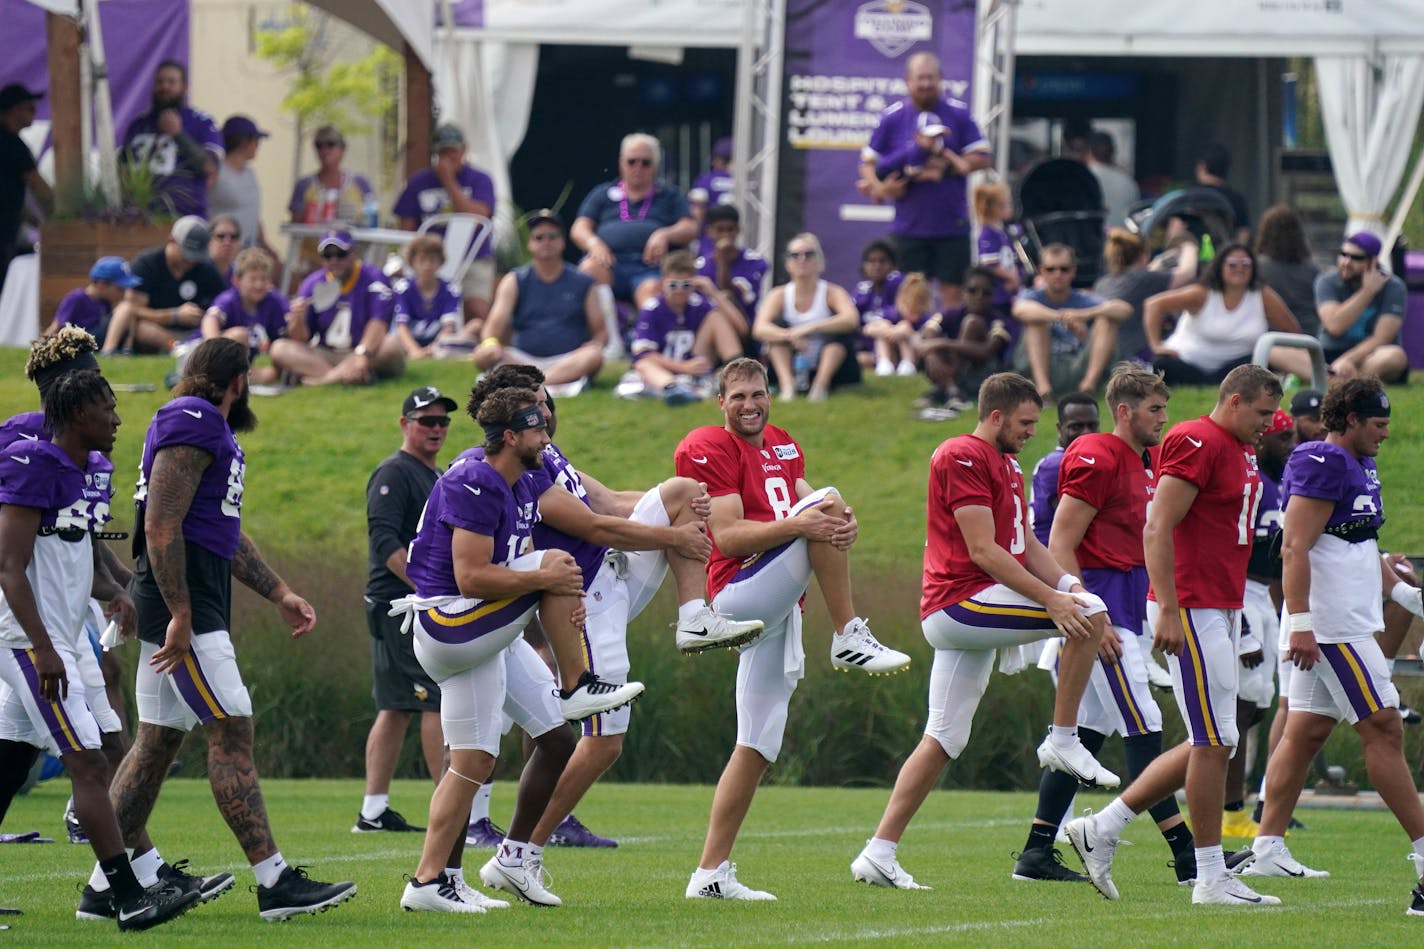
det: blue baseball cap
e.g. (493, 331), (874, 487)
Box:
(89, 256), (142, 288)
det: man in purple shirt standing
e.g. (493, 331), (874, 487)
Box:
(270, 229), (404, 385)
(859, 53), (992, 310)
(120, 61), (222, 218)
(394, 124), (496, 328)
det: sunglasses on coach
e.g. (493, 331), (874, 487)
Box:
(407, 415), (451, 428)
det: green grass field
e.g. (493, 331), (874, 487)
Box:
(1, 779), (1421, 945)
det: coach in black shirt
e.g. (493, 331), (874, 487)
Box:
(353, 385), (457, 833)
(0, 84), (52, 297)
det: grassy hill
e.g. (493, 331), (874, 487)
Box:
(3, 351), (1422, 786)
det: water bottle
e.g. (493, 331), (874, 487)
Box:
(363, 194), (380, 229)
(793, 353), (811, 393)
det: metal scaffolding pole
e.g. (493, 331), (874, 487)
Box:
(973, 0), (1019, 181)
(732, 0), (787, 263)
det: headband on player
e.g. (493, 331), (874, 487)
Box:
(1345, 389), (1391, 419)
(482, 405), (545, 442)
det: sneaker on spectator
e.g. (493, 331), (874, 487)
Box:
(874, 359), (895, 377)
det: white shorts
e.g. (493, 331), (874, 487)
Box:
(0, 644), (102, 755)
(1239, 579), (1279, 710)
(1150, 602), (1240, 749)
(923, 645), (997, 758)
(1287, 636), (1399, 725)
(77, 602), (121, 735)
(1077, 626), (1163, 738)
(499, 636), (563, 740)
(135, 633), (254, 730)
(580, 487), (672, 737)
(922, 583), (1058, 650)
(410, 551), (545, 682)
(714, 487), (831, 762)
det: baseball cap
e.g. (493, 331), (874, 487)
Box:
(222, 114), (269, 140)
(0, 83), (42, 112)
(317, 228), (355, 253)
(526, 208), (563, 231)
(170, 215), (211, 262)
(1289, 389), (1323, 418)
(1264, 408), (1294, 435)
(89, 256), (142, 288)
(1344, 231), (1382, 259)
(403, 385), (458, 416)
(432, 124), (465, 151)
(711, 136), (733, 160)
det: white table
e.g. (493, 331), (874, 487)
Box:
(0, 253), (38, 348)
(278, 224), (416, 296)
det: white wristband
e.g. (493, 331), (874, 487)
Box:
(1288, 612), (1314, 633)
(1056, 574), (1082, 593)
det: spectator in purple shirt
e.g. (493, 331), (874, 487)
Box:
(629, 251), (747, 405)
(120, 60), (222, 217)
(914, 266), (1016, 419)
(394, 124), (495, 328)
(694, 205), (762, 344)
(47, 256), (140, 342)
(859, 53), (992, 310)
(851, 240), (904, 369)
(201, 247), (288, 383)
(689, 136), (735, 234)
(865, 271), (933, 377)
(271, 229), (403, 386)
(973, 182), (1021, 315)
(384, 235), (461, 362)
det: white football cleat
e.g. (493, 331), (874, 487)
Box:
(1064, 813), (1120, 901)
(479, 855), (562, 907)
(1192, 873), (1281, 906)
(851, 844), (932, 890)
(675, 607), (764, 654)
(558, 673), (644, 723)
(400, 874), (486, 914)
(685, 863), (776, 901)
(1239, 843), (1329, 878)
(1145, 654), (1174, 689)
(1037, 736), (1120, 789)
(831, 618), (911, 675)
(452, 873), (509, 910)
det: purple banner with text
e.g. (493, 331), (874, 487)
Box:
(778, 0), (976, 284)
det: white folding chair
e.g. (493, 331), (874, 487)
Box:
(1252, 331), (1328, 389)
(414, 213), (493, 286)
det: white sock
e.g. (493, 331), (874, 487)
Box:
(527, 843), (544, 862)
(361, 793), (389, 821)
(1049, 724), (1078, 748)
(130, 847), (163, 888)
(865, 837), (897, 861)
(445, 866), (464, 884)
(1253, 834), (1284, 854)
(88, 861), (110, 892)
(692, 860), (728, 880)
(1194, 845), (1225, 881)
(1097, 797), (1137, 838)
(1412, 834), (1424, 864)
(678, 599), (708, 623)
(469, 782), (492, 823)
(252, 852), (288, 889)
(496, 839), (528, 868)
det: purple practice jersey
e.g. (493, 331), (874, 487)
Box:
(0, 412), (115, 507)
(135, 397), (245, 561)
(631, 294), (714, 362)
(0, 439), (111, 535)
(54, 290), (114, 337)
(862, 96), (988, 239)
(392, 277), (461, 345)
(121, 106), (224, 217)
(297, 264), (394, 350)
(393, 166), (496, 259)
(689, 170), (733, 211)
(695, 243), (767, 323)
(406, 452), (539, 598)
(853, 271), (905, 326)
(975, 224), (1020, 310)
(1030, 445), (1066, 546)
(207, 288), (289, 357)
(1281, 441), (1384, 536)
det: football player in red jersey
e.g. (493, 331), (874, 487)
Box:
(1065, 364), (1284, 907)
(852, 372), (1116, 891)
(677, 357), (910, 901)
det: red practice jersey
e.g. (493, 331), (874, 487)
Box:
(1150, 415), (1261, 609)
(922, 433), (1028, 617)
(1057, 433), (1157, 571)
(674, 423), (807, 600)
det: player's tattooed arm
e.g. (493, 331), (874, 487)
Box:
(231, 531), (285, 601)
(145, 444), (211, 616)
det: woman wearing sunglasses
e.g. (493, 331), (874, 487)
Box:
(752, 233), (862, 402)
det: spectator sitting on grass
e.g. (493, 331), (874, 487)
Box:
(46, 256), (141, 342)
(695, 204), (764, 337)
(383, 235), (461, 363)
(865, 271), (933, 377)
(851, 239), (904, 370)
(207, 213), (242, 281)
(201, 247), (288, 383)
(1092, 226), (1197, 366)
(628, 251), (746, 405)
(100, 215), (226, 354)
(1011, 243), (1130, 398)
(914, 265), (1014, 418)
(270, 228), (404, 386)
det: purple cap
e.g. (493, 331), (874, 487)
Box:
(90, 256), (142, 289)
(1344, 231), (1382, 259)
(712, 136), (733, 160)
(222, 115), (269, 140)
(318, 229), (355, 253)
